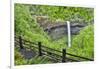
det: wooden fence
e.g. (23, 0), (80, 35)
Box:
(15, 36), (93, 63)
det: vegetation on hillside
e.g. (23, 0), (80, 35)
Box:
(14, 4), (94, 65)
(69, 25), (94, 58)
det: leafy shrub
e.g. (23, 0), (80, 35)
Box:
(15, 48), (28, 65)
(68, 25), (94, 58)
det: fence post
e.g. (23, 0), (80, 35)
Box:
(62, 49), (66, 62)
(19, 36), (24, 49)
(38, 42), (42, 56)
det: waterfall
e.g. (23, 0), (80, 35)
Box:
(67, 21), (71, 47)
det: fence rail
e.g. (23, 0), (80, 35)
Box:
(15, 36), (94, 63)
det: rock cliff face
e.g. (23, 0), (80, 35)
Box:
(36, 16), (86, 40)
(45, 23), (86, 40)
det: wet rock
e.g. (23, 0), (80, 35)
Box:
(44, 23), (86, 40)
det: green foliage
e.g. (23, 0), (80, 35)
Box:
(15, 4), (50, 42)
(15, 3), (94, 65)
(15, 4), (31, 35)
(28, 56), (52, 64)
(68, 25), (94, 58)
(29, 5), (94, 23)
(15, 49), (52, 65)
(15, 48), (28, 65)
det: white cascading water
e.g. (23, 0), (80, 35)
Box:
(67, 21), (71, 47)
